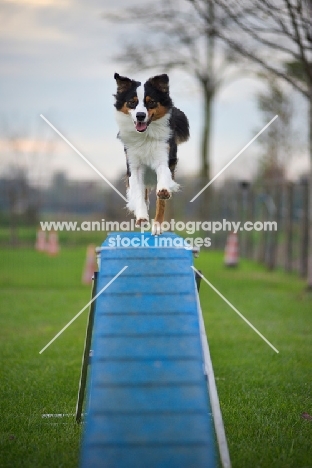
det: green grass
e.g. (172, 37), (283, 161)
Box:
(0, 226), (106, 247)
(0, 248), (91, 468)
(195, 252), (312, 468)
(0, 246), (311, 467)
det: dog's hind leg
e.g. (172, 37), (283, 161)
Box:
(145, 188), (150, 210)
(152, 198), (166, 235)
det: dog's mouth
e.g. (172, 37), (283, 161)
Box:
(134, 119), (151, 133)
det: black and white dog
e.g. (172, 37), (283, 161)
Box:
(114, 73), (189, 234)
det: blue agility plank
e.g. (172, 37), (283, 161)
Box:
(80, 232), (219, 468)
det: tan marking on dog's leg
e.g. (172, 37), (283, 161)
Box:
(152, 199), (166, 235)
(155, 198), (166, 224)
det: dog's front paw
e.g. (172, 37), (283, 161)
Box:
(151, 221), (162, 236)
(157, 189), (171, 199)
(135, 218), (149, 228)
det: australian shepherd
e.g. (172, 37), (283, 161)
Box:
(114, 72), (189, 235)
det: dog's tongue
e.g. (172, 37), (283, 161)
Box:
(136, 121), (147, 132)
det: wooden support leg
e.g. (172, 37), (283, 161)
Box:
(194, 269), (202, 292)
(75, 272), (98, 423)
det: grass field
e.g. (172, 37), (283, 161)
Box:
(0, 244), (311, 467)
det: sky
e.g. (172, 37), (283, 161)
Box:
(0, 0), (310, 188)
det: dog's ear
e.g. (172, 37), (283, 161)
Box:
(114, 73), (141, 93)
(149, 74), (169, 93)
(114, 73), (132, 93)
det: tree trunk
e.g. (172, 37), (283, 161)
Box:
(307, 90), (312, 289)
(198, 83), (214, 221)
(200, 85), (213, 181)
(299, 179), (309, 277)
(247, 187), (255, 259)
(285, 182), (293, 273)
(198, 0), (215, 222)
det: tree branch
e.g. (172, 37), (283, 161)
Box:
(284, 0), (312, 80)
(216, 29), (308, 96)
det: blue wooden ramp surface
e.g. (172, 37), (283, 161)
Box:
(80, 232), (218, 468)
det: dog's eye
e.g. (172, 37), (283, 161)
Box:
(148, 100), (157, 109)
(127, 100), (137, 109)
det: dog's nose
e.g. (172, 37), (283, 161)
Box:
(136, 112), (146, 122)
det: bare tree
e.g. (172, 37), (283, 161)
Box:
(106, 0), (240, 184)
(190, 0), (312, 287)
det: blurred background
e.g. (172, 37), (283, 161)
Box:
(1, 3), (312, 467)
(0, 0), (311, 280)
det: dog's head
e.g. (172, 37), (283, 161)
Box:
(114, 73), (173, 133)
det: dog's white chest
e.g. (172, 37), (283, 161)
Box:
(116, 111), (171, 169)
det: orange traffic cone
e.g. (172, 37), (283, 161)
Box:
(47, 230), (60, 256)
(224, 232), (239, 267)
(35, 229), (47, 252)
(82, 244), (97, 285)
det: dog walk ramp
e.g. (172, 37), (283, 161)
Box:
(80, 232), (228, 468)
